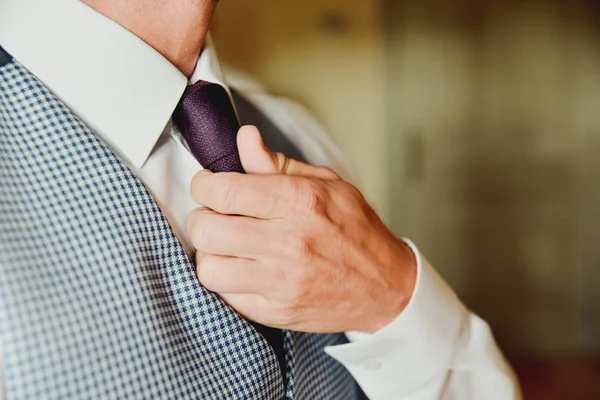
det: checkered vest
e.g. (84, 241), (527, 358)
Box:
(0, 56), (362, 399)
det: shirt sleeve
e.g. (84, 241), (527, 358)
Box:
(223, 71), (521, 399)
(324, 240), (522, 400)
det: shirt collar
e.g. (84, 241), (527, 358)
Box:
(0, 0), (228, 168)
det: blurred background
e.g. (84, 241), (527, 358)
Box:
(213, 0), (600, 398)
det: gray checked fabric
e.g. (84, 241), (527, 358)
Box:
(0, 57), (362, 399)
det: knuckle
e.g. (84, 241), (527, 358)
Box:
(215, 179), (237, 209)
(337, 182), (365, 212)
(287, 178), (304, 206)
(273, 267), (317, 327)
(347, 183), (364, 200)
(276, 304), (300, 327)
(289, 232), (314, 260)
(274, 264), (289, 286)
(303, 181), (326, 214)
(276, 263), (310, 300)
(288, 272), (311, 304)
(290, 178), (324, 215)
(321, 166), (339, 179)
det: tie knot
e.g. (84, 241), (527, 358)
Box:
(173, 81), (244, 173)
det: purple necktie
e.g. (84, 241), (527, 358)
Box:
(174, 81), (244, 173)
(173, 81), (285, 374)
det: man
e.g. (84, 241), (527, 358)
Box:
(0, 0), (520, 398)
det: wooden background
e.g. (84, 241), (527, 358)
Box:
(214, 1), (600, 397)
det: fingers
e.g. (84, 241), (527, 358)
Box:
(190, 125), (341, 219)
(197, 255), (273, 295)
(237, 125), (339, 180)
(219, 293), (272, 324)
(187, 207), (274, 258)
(220, 292), (303, 329)
(190, 170), (300, 219)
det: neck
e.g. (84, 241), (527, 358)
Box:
(82, 0), (217, 77)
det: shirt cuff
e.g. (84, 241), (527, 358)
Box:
(324, 239), (468, 399)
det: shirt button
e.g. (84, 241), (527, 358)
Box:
(361, 358), (382, 370)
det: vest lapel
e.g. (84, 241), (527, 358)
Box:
(0, 60), (283, 399)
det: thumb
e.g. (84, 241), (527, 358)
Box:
(237, 125), (339, 179)
(237, 125), (281, 174)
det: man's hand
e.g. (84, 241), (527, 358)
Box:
(187, 126), (417, 333)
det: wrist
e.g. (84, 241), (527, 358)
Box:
(362, 239), (417, 333)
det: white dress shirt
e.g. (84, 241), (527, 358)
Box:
(0, 1), (521, 399)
